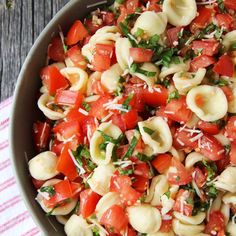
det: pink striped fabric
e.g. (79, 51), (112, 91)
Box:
(0, 98), (41, 236)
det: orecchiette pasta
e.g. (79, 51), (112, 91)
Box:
(56, 215), (71, 225)
(226, 221), (236, 236)
(222, 30), (236, 50)
(131, 11), (167, 37)
(147, 232), (175, 236)
(162, 0), (197, 26)
(185, 152), (207, 169)
(28, 151), (59, 180)
(173, 68), (206, 95)
(38, 93), (65, 120)
(90, 122), (122, 165)
(186, 85), (228, 122)
(223, 192), (236, 205)
(86, 71), (102, 96)
(214, 132), (231, 146)
(127, 204), (162, 234)
(173, 211), (206, 225)
(169, 147), (185, 162)
(228, 86), (236, 113)
(138, 117), (172, 155)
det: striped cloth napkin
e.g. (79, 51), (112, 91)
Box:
(0, 97), (41, 236)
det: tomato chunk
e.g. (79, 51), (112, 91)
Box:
(216, 13), (233, 30)
(192, 40), (219, 56)
(224, 0), (236, 10)
(190, 55), (215, 72)
(48, 37), (65, 62)
(205, 211), (225, 234)
(66, 45), (87, 69)
(225, 116), (236, 140)
(130, 48), (153, 63)
(230, 143), (236, 165)
(132, 175), (149, 192)
(197, 120), (221, 135)
(213, 55), (234, 77)
(166, 27), (182, 46)
(152, 154), (172, 174)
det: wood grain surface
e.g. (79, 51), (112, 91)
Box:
(0, 0), (69, 102)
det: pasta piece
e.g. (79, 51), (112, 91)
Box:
(223, 192), (236, 205)
(95, 192), (121, 220)
(60, 67), (88, 92)
(90, 122), (122, 165)
(173, 68), (206, 95)
(40, 86), (48, 94)
(215, 167), (236, 193)
(214, 132), (231, 146)
(37, 179), (78, 215)
(56, 215), (70, 225)
(28, 151), (59, 180)
(226, 222), (236, 236)
(86, 72), (102, 96)
(127, 204), (162, 234)
(84, 95), (100, 103)
(159, 58), (190, 80)
(228, 86), (236, 113)
(162, 0), (197, 26)
(186, 85), (228, 122)
(87, 163), (115, 196)
(101, 63), (123, 93)
(138, 117), (172, 155)
(65, 214), (93, 236)
(147, 231), (175, 236)
(222, 30), (236, 50)
(185, 152), (207, 169)
(161, 194), (175, 216)
(173, 211), (205, 225)
(132, 63), (160, 87)
(131, 11), (167, 37)
(221, 203), (230, 225)
(38, 93), (65, 120)
(169, 147), (185, 162)
(115, 37), (132, 70)
(186, 114), (200, 129)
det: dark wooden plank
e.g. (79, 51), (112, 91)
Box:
(0, 0), (68, 102)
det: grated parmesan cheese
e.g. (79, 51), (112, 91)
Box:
(189, 132), (203, 142)
(78, 108), (89, 116)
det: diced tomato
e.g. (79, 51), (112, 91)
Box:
(32, 178), (45, 189)
(221, 86), (234, 102)
(146, 0), (161, 12)
(192, 40), (219, 56)
(66, 45), (87, 69)
(197, 120), (221, 135)
(156, 106), (173, 127)
(100, 205), (128, 233)
(134, 163), (150, 179)
(89, 95), (112, 120)
(102, 12), (115, 26)
(127, 227), (137, 236)
(205, 211), (225, 234)
(110, 173), (132, 192)
(199, 134), (225, 161)
(56, 143), (78, 181)
(190, 55), (215, 72)
(173, 189), (194, 216)
(167, 158), (192, 186)
(190, 7), (214, 32)
(117, 5), (128, 25)
(84, 18), (103, 34)
(55, 90), (83, 108)
(216, 152), (230, 173)
(81, 116), (98, 141)
(152, 154), (173, 174)
(132, 175), (149, 192)
(126, 0), (139, 13)
(213, 55), (234, 77)
(91, 80), (108, 96)
(50, 139), (64, 156)
(194, 167), (207, 188)
(33, 121), (50, 152)
(225, 116), (236, 140)
(96, 43), (114, 57)
(224, 0), (236, 10)
(143, 85), (168, 106)
(230, 143), (236, 165)
(44, 179), (73, 208)
(66, 108), (87, 122)
(120, 184), (142, 206)
(165, 96), (193, 123)
(216, 13), (233, 30)
(122, 109), (139, 130)
(48, 37), (65, 62)
(159, 213), (172, 232)
(70, 182), (83, 197)
(40, 66), (69, 95)
(130, 48), (153, 63)
(80, 189), (101, 218)
(166, 27), (182, 46)
(66, 20), (88, 46)
(111, 114), (126, 132)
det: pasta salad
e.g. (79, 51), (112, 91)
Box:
(29, 0), (236, 235)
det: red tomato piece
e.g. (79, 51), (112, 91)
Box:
(110, 173), (132, 192)
(127, 227), (137, 236)
(156, 106), (173, 127)
(91, 80), (108, 96)
(55, 90), (84, 108)
(50, 139), (64, 156)
(132, 175), (149, 192)
(152, 154), (173, 174)
(167, 158), (192, 186)
(66, 20), (89, 46)
(122, 109), (139, 130)
(165, 96), (192, 123)
(40, 66), (69, 95)
(126, 0), (139, 13)
(224, 0), (236, 10)
(190, 7), (214, 32)
(66, 45), (87, 69)
(192, 40), (219, 56)
(159, 217), (172, 233)
(81, 116), (98, 141)
(100, 205), (128, 233)
(95, 43), (114, 57)
(146, 0), (161, 12)
(32, 178), (45, 189)
(205, 211), (225, 234)
(66, 108), (87, 122)
(225, 116), (236, 140)
(33, 121), (50, 152)
(190, 55), (215, 72)
(213, 55), (234, 77)
(173, 189), (194, 216)
(221, 86), (234, 102)
(48, 37), (65, 62)
(111, 114), (126, 132)
(199, 134), (225, 161)
(130, 48), (153, 63)
(230, 143), (236, 165)
(57, 143), (78, 181)
(102, 12), (115, 26)
(194, 167), (207, 188)
(197, 120), (221, 135)
(117, 5), (128, 25)
(216, 13), (233, 30)
(166, 27), (182, 46)
(134, 163), (150, 179)
(80, 189), (101, 218)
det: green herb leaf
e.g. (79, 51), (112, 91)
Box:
(136, 152), (153, 162)
(217, 0), (226, 13)
(82, 102), (91, 112)
(98, 131), (123, 145)
(135, 28), (144, 37)
(143, 126), (155, 135)
(208, 185), (217, 198)
(161, 48), (175, 67)
(123, 136), (138, 159)
(130, 63), (156, 77)
(40, 186), (55, 197)
(115, 0), (125, 3)
(167, 90), (180, 103)
(224, 144), (231, 155)
(119, 22), (138, 47)
(164, 191), (170, 198)
(122, 94), (133, 111)
(119, 168), (134, 175)
(172, 56), (181, 64)
(231, 42), (236, 51)
(203, 160), (217, 181)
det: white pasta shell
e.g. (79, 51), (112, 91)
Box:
(173, 211), (205, 225)
(162, 0), (197, 26)
(28, 151), (59, 180)
(131, 11), (167, 37)
(221, 203), (230, 225)
(186, 85), (228, 122)
(38, 93), (65, 120)
(127, 204), (162, 233)
(223, 192), (236, 205)
(185, 152), (207, 169)
(214, 132), (231, 146)
(147, 231), (175, 236)
(56, 215), (70, 225)
(169, 146), (185, 162)
(65, 214), (93, 236)
(228, 86), (236, 113)
(222, 30), (236, 50)
(86, 72), (102, 96)
(226, 221), (236, 236)
(138, 117), (172, 155)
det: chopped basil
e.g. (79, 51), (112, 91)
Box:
(231, 42), (236, 51)
(82, 102), (91, 112)
(135, 28), (144, 37)
(167, 90), (180, 103)
(46, 203), (60, 216)
(119, 76), (126, 83)
(186, 197), (194, 205)
(130, 63), (156, 77)
(123, 136), (138, 159)
(215, 78), (229, 87)
(143, 126), (155, 135)
(136, 152), (153, 162)
(99, 142), (107, 151)
(203, 160), (217, 181)
(40, 186), (55, 197)
(172, 56), (181, 64)
(114, 85), (124, 96)
(217, 0), (226, 13)
(92, 228), (100, 236)
(164, 191), (170, 198)
(207, 185), (218, 198)
(225, 144), (231, 155)
(122, 94), (133, 111)
(161, 48), (176, 67)
(98, 131), (124, 145)
(119, 168), (134, 175)
(159, 79), (170, 88)
(115, 0), (125, 3)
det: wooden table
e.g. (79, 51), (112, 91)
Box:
(0, 0), (68, 102)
